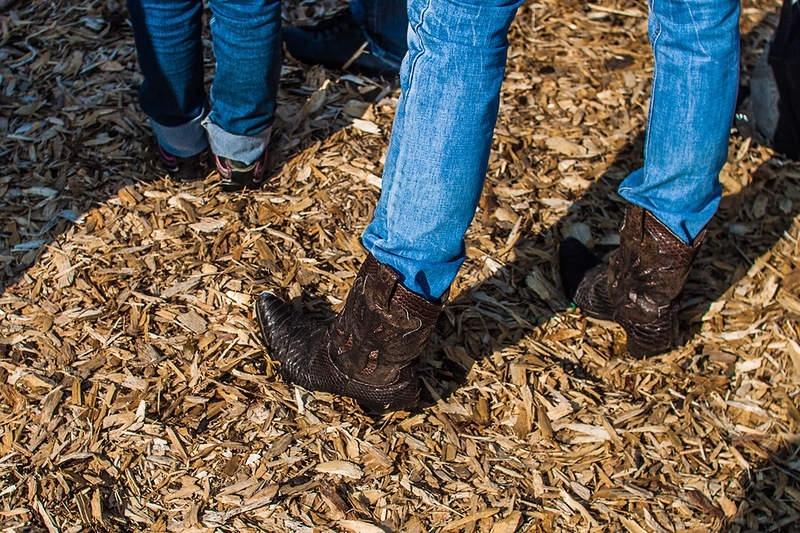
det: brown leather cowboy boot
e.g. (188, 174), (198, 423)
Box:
(254, 253), (442, 411)
(571, 204), (705, 357)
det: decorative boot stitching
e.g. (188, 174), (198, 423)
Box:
(362, 350), (380, 376)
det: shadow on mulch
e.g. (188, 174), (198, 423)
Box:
(0, 68), (391, 297)
(414, 2), (797, 389)
(2, 4), (798, 529)
(0, 0), (395, 300)
(420, 145), (797, 389)
(734, 436), (800, 532)
(411, 12), (799, 531)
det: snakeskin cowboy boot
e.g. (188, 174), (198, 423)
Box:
(255, 252), (442, 411)
(567, 204), (705, 357)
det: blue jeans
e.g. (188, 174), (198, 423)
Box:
(350, 0), (409, 69)
(362, 0), (523, 300)
(127, 0), (281, 163)
(618, 0), (740, 243)
(363, 0), (739, 300)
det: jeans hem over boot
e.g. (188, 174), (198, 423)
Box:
(617, 0), (739, 243)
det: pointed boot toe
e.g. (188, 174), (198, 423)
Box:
(254, 291), (330, 389)
(255, 292), (294, 353)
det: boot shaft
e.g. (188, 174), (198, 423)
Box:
(331, 253), (442, 385)
(609, 205), (705, 309)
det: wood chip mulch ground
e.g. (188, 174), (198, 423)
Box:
(1, 0), (799, 531)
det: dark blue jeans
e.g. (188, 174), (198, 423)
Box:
(128, 0), (281, 162)
(350, 0), (409, 69)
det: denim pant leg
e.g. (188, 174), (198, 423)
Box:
(618, 0), (740, 243)
(349, 0), (409, 68)
(202, 0), (282, 164)
(362, 0), (522, 300)
(128, 0), (209, 157)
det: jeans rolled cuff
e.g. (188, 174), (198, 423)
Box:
(202, 118), (272, 164)
(150, 110), (208, 157)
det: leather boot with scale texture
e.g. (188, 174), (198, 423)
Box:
(255, 252), (442, 411)
(566, 204), (705, 357)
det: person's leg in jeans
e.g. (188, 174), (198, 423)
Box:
(128, 0), (210, 179)
(619, 0), (740, 242)
(128, 0), (282, 189)
(361, 0), (521, 300)
(281, 0), (408, 78)
(203, 0), (282, 190)
(256, 0), (522, 411)
(565, 0), (740, 357)
(350, 0), (409, 68)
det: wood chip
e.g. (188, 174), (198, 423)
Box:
(0, 1), (795, 532)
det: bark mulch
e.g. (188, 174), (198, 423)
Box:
(1, 0), (798, 531)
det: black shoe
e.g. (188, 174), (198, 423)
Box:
(558, 237), (602, 302)
(158, 144), (211, 182)
(282, 10), (399, 79)
(214, 150), (269, 191)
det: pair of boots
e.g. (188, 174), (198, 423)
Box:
(255, 204), (702, 411)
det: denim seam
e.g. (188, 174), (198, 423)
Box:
(685, 4), (711, 57)
(407, 1), (431, 76)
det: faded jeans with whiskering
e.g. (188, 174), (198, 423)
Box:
(362, 0), (739, 300)
(618, 0), (740, 243)
(127, 0), (280, 163)
(362, 0), (523, 300)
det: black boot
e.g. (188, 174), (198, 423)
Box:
(282, 10), (399, 79)
(255, 253), (442, 411)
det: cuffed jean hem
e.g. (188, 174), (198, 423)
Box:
(150, 109), (209, 157)
(202, 118), (272, 164)
(618, 170), (722, 243)
(364, 241), (465, 301)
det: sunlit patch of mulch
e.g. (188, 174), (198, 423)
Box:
(1, 0), (798, 531)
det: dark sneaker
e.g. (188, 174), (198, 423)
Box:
(559, 237), (602, 303)
(215, 150), (268, 191)
(158, 144), (210, 182)
(282, 9), (399, 79)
